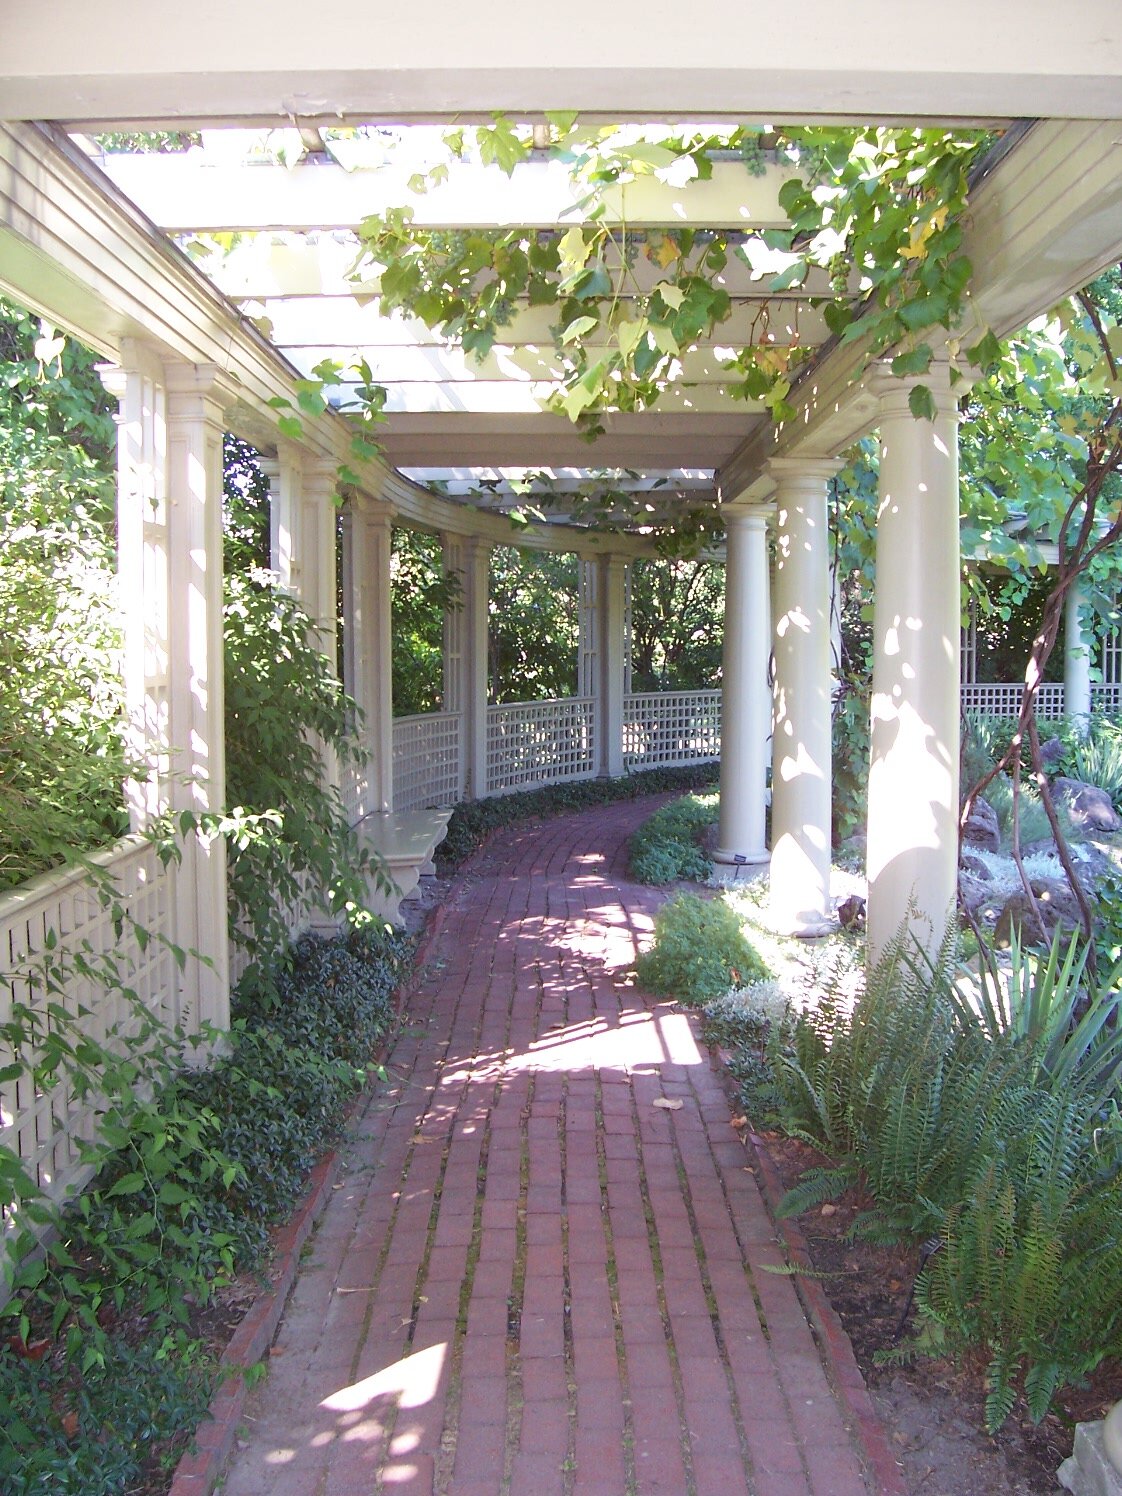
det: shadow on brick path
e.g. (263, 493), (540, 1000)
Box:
(218, 799), (885, 1496)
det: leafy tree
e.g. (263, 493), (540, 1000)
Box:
(0, 297), (128, 890)
(391, 527), (448, 715)
(629, 556), (724, 691)
(488, 546), (578, 702)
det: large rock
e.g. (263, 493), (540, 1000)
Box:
(1022, 837), (1113, 888)
(994, 876), (1088, 949)
(960, 852), (991, 880)
(962, 796), (1001, 852)
(1040, 735), (1066, 771)
(1053, 777), (1122, 834)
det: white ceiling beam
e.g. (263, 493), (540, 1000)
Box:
(0, 122), (654, 555)
(3, 0), (1121, 121)
(97, 154), (799, 232)
(718, 117), (1122, 498)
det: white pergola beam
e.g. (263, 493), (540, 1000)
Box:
(0, 121), (657, 556)
(3, 0), (1121, 121)
(98, 154), (799, 233)
(719, 117), (1122, 492)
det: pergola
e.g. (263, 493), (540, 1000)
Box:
(3, 0), (1122, 1050)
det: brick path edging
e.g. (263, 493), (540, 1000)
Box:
(167, 898), (453, 1496)
(719, 1067), (907, 1496)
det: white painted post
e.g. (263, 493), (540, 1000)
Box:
(578, 557), (598, 701)
(99, 341), (170, 831)
(866, 359), (961, 964)
(164, 362), (235, 1039)
(769, 458), (839, 934)
(300, 459), (341, 675)
(459, 537), (491, 799)
(1065, 578), (1092, 736)
(598, 554), (628, 778)
(715, 506), (771, 866)
(344, 497), (396, 819)
(262, 448), (301, 597)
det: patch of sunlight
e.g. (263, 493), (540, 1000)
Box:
(320, 1341), (446, 1416)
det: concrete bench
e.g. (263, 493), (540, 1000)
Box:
(355, 807), (454, 918)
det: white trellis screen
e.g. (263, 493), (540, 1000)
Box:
(623, 691), (722, 769)
(485, 698), (597, 794)
(959, 683), (1067, 718)
(0, 837), (180, 1257)
(393, 712), (464, 812)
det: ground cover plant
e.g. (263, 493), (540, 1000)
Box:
(438, 762), (719, 868)
(0, 923), (412, 1494)
(634, 890), (771, 1006)
(627, 789), (717, 884)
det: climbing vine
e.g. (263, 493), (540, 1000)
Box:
(351, 120), (993, 430)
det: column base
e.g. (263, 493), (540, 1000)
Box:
(713, 847), (770, 867)
(770, 909), (836, 940)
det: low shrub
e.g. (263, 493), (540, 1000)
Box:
(0, 922), (412, 1493)
(439, 763), (719, 869)
(628, 791), (718, 885)
(634, 892), (771, 1006)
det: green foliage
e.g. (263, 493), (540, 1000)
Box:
(0, 922), (410, 1491)
(628, 792), (716, 885)
(0, 298), (130, 890)
(1060, 716), (1122, 810)
(634, 892), (771, 1006)
(832, 677), (871, 846)
(438, 763), (720, 868)
(488, 546), (579, 702)
(764, 928), (1122, 1427)
(220, 570), (390, 984)
(629, 556), (724, 690)
(391, 527), (457, 715)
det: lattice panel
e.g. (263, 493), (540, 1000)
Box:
(959, 682), (1066, 718)
(623, 691), (722, 768)
(393, 712), (464, 812)
(1091, 683), (1122, 714)
(1, 838), (179, 1254)
(485, 698), (596, 794)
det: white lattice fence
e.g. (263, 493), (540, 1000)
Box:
(1092, 683), (1122, 714)
(393, 712), (463, 812)
(623, 690), (722, 768)
(486, 698), (596, 794)
(1, 837), (179, 1254)
(960, 683), (1067, 718)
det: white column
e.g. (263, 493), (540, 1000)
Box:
(165, 363), (234, 1038)
(577, 558), (598, 700)
(300, 459), (341, 674)
(867, 359), (960, 964)
(597, 554), (628, 778)
(99, 341), (169, 830)
(715, 506), (771, 865)
(344, 497), (396, 818)
(458, 537), (491, 799)
(769, 458), (838, 934)
(263, 448), (301, 597)
(1065, 579), (1092, 735)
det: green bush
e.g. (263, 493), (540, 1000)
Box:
(439, 763), (720, 869)
(628, 791), (717, 885)
(0, 923), (412, 1493)
(634, 892), (771, 1006)
(765, 928), (1122, 1429)
(1061, 715), (1122, 809)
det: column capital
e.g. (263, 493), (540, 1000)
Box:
(867, 355), (957, 420)
(351, 493), (397, 528)
(721, 501), (773, 531)
(767, 455), (842, 485)
(164, 362), (239, 418)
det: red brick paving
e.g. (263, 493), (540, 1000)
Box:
(218, 799), (891, 1495)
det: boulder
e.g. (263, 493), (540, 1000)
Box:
(1052, 777), (1122, 834)
(962, 796), (1001, 852)
(958, 873), (993, 917)
(1039, 735), (1065, 770)
(837, 894), (866, 931)
(1022, 838), (1113, 887)
(959, 852), (991, 880)
(994, 876), (1088, 949)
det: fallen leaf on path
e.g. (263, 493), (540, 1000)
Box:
(652, 1097), (683, 1111)
(730, 1115), (748, 1129)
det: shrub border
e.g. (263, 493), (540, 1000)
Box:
(166, 896), (452, 1496)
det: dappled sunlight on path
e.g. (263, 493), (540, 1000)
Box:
(219, 801), (881, 1496)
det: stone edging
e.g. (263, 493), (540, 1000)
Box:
(723, 1085), (907, 1493)
(167, 895), (454, 1496)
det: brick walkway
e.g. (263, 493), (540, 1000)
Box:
(219, 800), (883, 1496)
